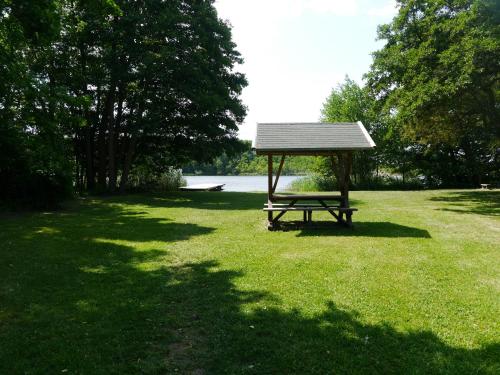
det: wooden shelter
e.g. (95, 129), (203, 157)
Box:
(254, 122), (375, 229)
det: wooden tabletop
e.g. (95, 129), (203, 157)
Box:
(271, 194), (343, 201)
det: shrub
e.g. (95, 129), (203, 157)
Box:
(1, 169), (73, 210)
(127, 167), (186, 192)
(287, 174), (424, 192)
(0, 125), (73, 210)
(287, 175), (336, 192)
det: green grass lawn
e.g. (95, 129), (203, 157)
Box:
(1, 190), (499, 374)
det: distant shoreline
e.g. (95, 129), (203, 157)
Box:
(182, 173), (308, 177)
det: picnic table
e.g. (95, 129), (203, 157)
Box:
(263, 193), (357, 228)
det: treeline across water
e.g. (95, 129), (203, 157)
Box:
(182, 141), (315, 176)
(181, 138), (428, 191)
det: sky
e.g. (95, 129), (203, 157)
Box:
(214, 0), (398, 140)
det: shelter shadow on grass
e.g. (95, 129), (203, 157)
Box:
(429, 190), (500, 216)
(284, 221), (431, 238)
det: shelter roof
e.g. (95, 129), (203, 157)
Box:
(254, 122), (375, 154)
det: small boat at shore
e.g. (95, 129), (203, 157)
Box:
(180, 183), (225, 191)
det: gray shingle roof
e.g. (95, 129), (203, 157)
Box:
(254, 122), (376, 152)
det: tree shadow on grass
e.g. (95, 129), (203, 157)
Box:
(144, 261), (499, 374)
(107, 192), (365, 212)
(0, 199), (214, 374)
(429, 190), (500, 217)
(107, 191), (267, 211)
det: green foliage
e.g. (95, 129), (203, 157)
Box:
(0, 0), (73, 208)
(319, 77), (386, 184)
(321, 77), (374, 125)
(287, 174), (336, 192)
(127, 166), (186, 192)
(1, 0), (247, 206)
(289, 174), (424, 192)
(367, 0), (500, 185)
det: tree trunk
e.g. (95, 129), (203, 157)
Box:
(108, 86), (124, 192)
(120, 134), (137, 193)
(97, 38), (118, 192)
(85, 125), (95, 190)
(97, 85), (116, 191)
(119, 79), (148, 193)
(78, 44), (95, 191)
(96, 117), (107, 190)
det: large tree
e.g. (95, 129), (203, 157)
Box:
(60, 0), (247, 192)
(367, 0), (500, 185)
(320, 77), (385, 184)
(1, 0), (247, 205)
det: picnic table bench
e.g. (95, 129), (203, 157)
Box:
(263, 194), (357, 229)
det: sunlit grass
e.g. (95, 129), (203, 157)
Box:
(1, 190), (499, 373)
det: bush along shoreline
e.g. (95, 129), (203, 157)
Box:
(288, 174), (426, 192)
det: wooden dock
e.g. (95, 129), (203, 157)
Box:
(180, 183), (225, 191)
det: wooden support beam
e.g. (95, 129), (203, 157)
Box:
(267, 154), (273, 223)
(272, 199), (297, 223)
(271, 155), (285, 194)
(256, 151), (338, 156)
(345, 151), (352, 207)
(318, 199), (345, 224)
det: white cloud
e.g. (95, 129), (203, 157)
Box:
(366, 0), (398, 17)
(303, 0), (359, 16)
(216, 0), (360, 22)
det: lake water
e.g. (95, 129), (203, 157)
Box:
(184, 175), (303, 192)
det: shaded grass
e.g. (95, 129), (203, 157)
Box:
(429, 190), (500, 216)
(0, 190), (499, 374)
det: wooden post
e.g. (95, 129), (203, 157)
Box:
(344, 151), (353, 208)
(342, 151), (352, 227)
(267, 154), (273, 224)
(331, 151), (353, 222)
